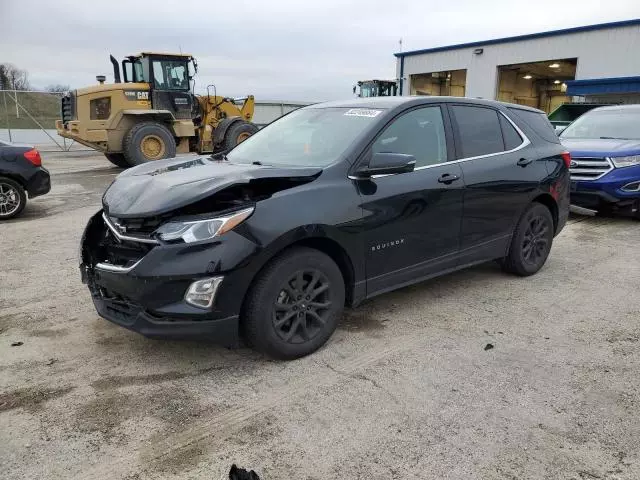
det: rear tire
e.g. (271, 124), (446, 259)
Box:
(0, 176), (27, 220)
(243, 247), (345, 360)
(123, 122), (176, 166)
(223, 121), (258, 151)
(502, 202), (554, 276)
(104, 153), (130, 168)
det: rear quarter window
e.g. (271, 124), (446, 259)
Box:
(508, 108), (560, 144)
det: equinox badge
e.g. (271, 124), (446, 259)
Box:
(371, 239), (405, 252)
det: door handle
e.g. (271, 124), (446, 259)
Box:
(517, 157), (534, 167)
(437, 173), (460, 184)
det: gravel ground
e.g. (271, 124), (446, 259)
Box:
(1, 152), (639, 480)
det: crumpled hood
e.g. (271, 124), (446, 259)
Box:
(103, 156), (322, 218)
(561, 138), (640, 157)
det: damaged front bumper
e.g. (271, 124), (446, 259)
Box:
(80, 210), (259, 345)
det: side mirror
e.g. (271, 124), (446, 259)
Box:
(354, 152), (416, 178)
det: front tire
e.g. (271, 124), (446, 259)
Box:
(243, 247), (345, 360)
(104, 153), (130, 168)
(0, 177), (27, 220)
(502, 202), (554, 276)
(123, 122), (176, 166)
(223, 121), (259, 151)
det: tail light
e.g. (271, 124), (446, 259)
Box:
(561, 151), (571, 169)
(23, 149), (42, 167)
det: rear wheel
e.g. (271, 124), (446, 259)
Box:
(0, 177), (27, 220)
(104, 153), (130, 168)
(123, 122), (176, 166)
(502, 202), (554, 276)
(223, 121), (258, 151)
(243, 247), (345, 359)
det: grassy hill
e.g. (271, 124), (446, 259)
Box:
(0, 91), (62, 129)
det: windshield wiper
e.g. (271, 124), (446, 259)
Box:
(252, 161), (264, 166)
(599, 136), (630, 140)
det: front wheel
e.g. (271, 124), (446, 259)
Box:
(223, 121), (259, 151)
(501, 203), (554, 276)
(243, 247), (345, 359)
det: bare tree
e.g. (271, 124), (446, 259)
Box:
(0, 63), (31, 90)
(45, 84), (70, 93)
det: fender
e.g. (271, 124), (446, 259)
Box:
(230, 222), (365, 310)
(213, 116), (244, 146)
(121, 109), (175, 121)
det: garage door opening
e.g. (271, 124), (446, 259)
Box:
(497, 59), (577, 113)
(410, 70), (467, 97)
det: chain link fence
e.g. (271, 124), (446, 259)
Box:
(0, 89), (87, 151)
(0, 89), (310, 152)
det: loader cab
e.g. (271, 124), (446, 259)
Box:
(120, 53), (196, 120)
(353, 80), (398, 98)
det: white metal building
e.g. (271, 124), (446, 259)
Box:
(395, 19), (640, 112)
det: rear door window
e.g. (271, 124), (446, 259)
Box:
(508, 108), (560, 144)
(451, 105), (504, 158)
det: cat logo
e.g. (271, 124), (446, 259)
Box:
(124, 91), (149, 101)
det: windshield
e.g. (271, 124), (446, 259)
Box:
(226, 107), (383, 167)
(359, 84), (377, 97)
(560, 109), (640, 140)
(152, 59), (189, 90)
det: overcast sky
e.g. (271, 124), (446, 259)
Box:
(1, 0), (639, 101)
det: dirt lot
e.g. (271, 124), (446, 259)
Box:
(1, 152), (639, 480)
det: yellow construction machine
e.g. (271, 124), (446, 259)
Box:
(56, 52), (258, 167)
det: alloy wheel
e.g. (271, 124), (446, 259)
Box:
(0, 182), (21, 217)
(272, 269), (332, 344)
(522, 215), (550, 265)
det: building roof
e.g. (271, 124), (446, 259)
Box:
(395, 19), (640, 58)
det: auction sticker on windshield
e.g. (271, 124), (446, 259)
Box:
(344, 108), (382, 117)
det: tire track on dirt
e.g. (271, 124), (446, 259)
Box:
(76, 334), (426, 479)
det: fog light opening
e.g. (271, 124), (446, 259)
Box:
(621, 181), (640, 192)
(185, 277), (223, 309)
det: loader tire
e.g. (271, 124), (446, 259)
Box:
(123, 122), (176, 166)
(223, 121), (258, 151)
(104, 153), (130, 168)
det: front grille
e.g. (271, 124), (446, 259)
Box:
(108, 216), (163, 236)
(96, 216), (156, 270)
(570, 157), (614, 181)
(60, 91), (76, 124)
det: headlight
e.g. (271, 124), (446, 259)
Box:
(155, 207), (254, 243)
(611, 155), (640, 168)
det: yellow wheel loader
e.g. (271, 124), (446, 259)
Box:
(56, 52), (258, 168)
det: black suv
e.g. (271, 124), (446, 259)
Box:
(80, 97), (570, 359)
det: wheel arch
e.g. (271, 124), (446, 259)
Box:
(239, 231), (359, 320)
(0, 173), (26, 189)
(531, 193), (559, 233)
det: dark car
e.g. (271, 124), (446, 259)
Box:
(0, 140), (51, 219)
(80, 97), (570, 359)
(560, 104), (640, 217)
